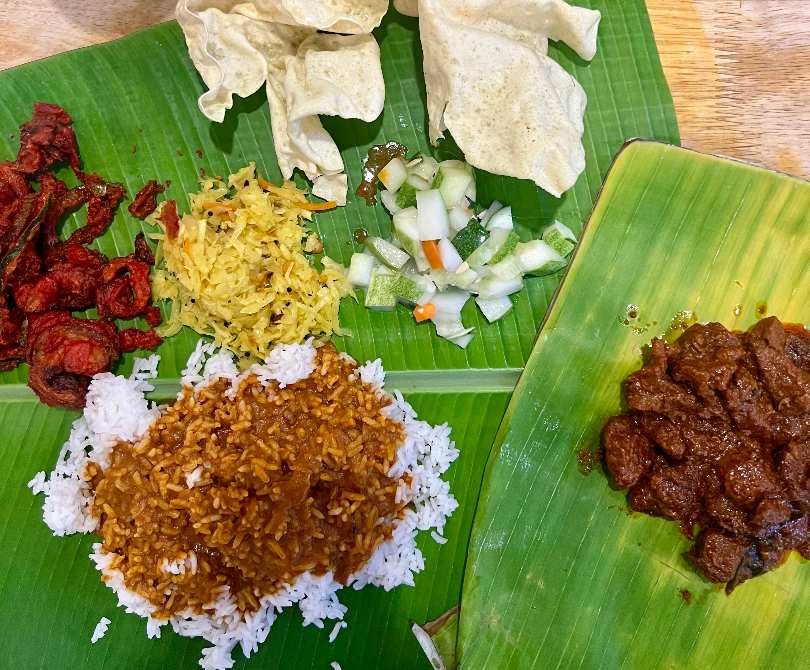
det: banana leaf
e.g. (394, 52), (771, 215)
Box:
(0, 2), (677, 668)
(456, 141), (810, 669)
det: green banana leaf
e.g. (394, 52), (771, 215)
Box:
(0, 2), (678, 668)
(456, 141), (810, 669)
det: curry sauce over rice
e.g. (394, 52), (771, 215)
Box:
(88, 345), (405, 617)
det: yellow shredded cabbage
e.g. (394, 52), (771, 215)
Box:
(150, 164), (350, 361)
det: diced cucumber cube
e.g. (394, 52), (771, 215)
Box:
(438, 238), (463, 271)
(406, 174), (431, 191)
(392, 274), (422, 306)
(475, 295), (513, 323)
(378, 157), (408, 192)
(449, 267), (480, 291)
(365, 236), (410, 270)
(433, 319), (473, 339)
(364, 269), (398, 310)
(431, 289), (471, 318)
(446, 330), (475, 348)
(381, 189), (402, 214)
(476, 275), (524, 299)
(488, 230), (520, 264)
(416, 190), (450, 240)
(515, 240), (566, 275)
(435, 165), (473, 208)
(486, 206), (513, 231)
(393, 207), (419, 240)
(466, 228), (511, 268)
(487, 254), (523, 280)
(404, 272), (437, 304)
(408, 155), (439, 182)
(542, 220), (578, 257)
(449, 206), (474, 234)
(347, 253), (376, 288)
(433, 318), (475, 348)
(451, 220), (489, 259)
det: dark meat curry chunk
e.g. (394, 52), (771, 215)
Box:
(602, 317), (810, 592)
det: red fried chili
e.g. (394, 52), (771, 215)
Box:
(0, 103), (162, 408)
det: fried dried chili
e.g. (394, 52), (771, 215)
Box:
(118, 327), (162, 353)
(143, 305), (161, 327)
(64, 173), (125, 248)
(158, 199), (180, 240)
(0, 103), (162, 407)
(26, 311), (120, 410)
(16, 103), (80, 175)
(133, 232), (155, 265)
(14, 245), (105, 313)
(96, 257), (153, 320)
(128, 179), (166, 219)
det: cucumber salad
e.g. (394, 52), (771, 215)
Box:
(348, 151), (578, 348)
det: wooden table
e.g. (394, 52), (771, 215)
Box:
(1, 0), (808, 180)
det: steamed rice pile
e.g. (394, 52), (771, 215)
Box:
(28, 341), (458, 669)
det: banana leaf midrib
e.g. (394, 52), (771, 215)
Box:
(0, 367), (524, 402)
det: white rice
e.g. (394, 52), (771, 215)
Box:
(29, 341), (458, 670)
(328, 620), (347, 643)
(90, 616), (111, 644)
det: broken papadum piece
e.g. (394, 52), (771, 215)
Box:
(417, 0), (600, 197)
(393, 0), (418, 18)
(176, 0), (386, 204)
(278, 33), (385, 187)
(230, 0), (388, 34)
(176, 0), (601, 201)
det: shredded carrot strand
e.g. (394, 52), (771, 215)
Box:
(299, 200), (338, 212)
(200, 201), (237, 211)
(413, 303), (436, 322)
(257, 177), (273, 190)
(422, 240), (444, 270)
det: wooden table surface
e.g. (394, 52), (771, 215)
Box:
(0, 0), (808, 180)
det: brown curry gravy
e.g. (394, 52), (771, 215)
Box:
(89, 345), (405, 617)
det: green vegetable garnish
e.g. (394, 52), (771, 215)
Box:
(364, 236), (410, 270)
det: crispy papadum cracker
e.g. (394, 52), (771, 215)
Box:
(418, 0), (600, 197)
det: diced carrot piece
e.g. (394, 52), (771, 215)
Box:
(413, 303), (436, 322)
(421, 240), (444, 269)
